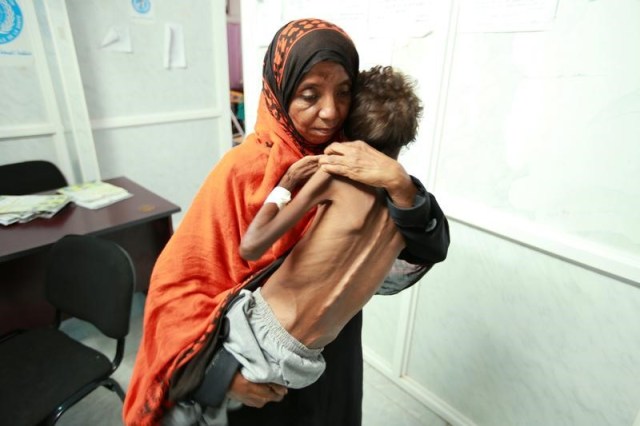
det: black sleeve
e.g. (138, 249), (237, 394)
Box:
(376, 176), (450, 295)
(387, 176), (450, 265)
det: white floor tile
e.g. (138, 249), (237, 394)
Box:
(363, 363), (449, 426)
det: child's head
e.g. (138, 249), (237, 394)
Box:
(344, 66), (423, 158)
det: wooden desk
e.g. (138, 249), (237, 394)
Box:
(0, 177), (180, 334)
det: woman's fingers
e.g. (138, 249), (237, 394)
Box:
(227, 372), (288, 408)
(268, 383), (288, 397)
(323, 140), (367, 156)
(246, 382), (286, 407)
(320, 141), (417, 206)
(320, 141), (395, 187)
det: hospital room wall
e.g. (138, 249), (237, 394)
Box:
(0, 0), (233, 225)
(240, 1), (640, 425)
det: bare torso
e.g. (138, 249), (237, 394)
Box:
(260, 176), (405, 349)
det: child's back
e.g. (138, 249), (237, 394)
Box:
(261, 170), (405, 349)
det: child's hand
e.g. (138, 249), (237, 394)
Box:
(278, 155), (320, 191)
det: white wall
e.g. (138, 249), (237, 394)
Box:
(0, 0), (77, 180)
(240, 1), (640, 425)
(1, 0), (233, 225)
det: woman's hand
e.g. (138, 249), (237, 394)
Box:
(278, 155), (321, 191)
(227, 371), (288, 408)
(319, 141), (417, 208)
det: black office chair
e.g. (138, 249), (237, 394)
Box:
(0, 235), (135, 425)
(0, 160), (68, 195)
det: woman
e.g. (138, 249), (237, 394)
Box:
(124, 18), (449, 426)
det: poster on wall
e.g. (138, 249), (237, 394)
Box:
(0, 0), (33, 64)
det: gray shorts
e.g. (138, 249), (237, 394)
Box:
(223, 288), (325, 389)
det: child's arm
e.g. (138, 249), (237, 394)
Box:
(240, 170), (333, 261)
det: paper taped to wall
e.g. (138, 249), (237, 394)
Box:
(164, 22), (186, 69)
(100, 26), (132, 53)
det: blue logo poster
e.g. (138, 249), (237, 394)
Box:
(132, 0), (151, 15)
(0, 0), (23, 45)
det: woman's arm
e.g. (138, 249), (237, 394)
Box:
(240, 170), (333, 260)
(388, 176), (449, 265)
(319, 141), (417, 207)
(376, 177), (450, 294)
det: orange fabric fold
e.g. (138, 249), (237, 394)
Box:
(123, 95), (314, 425)
(124, 18), (359, 424)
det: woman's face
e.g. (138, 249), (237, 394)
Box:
(288, 61), (352, 146)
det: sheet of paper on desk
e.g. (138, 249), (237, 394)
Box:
(57, 181), (133, 210)
(0, 194), (71, 226)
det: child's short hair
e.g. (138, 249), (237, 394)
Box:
(345, 66), (423, 157)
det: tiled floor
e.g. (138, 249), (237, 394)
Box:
(57, 293), (448, 425)
(363, 363), (449, 426)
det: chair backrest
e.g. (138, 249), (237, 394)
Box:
(0, 160), (68, 195)
(45, 235), (135, 339)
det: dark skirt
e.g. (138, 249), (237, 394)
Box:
(227, 311), (364, 426)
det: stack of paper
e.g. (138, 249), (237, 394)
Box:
(57, 181), (133, 209)
(0, 194), (71, 226)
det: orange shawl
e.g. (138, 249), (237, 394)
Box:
(123, 18), (358, 425)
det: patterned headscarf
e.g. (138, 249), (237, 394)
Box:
(258, 18), (359, 154)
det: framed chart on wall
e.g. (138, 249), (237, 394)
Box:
(434, 0), (640, 284)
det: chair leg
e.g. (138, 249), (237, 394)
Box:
(102, 378), (126, 401)
(43, 380), (121, 425)
(36, 380), (125, 425)
(41, 406), (64, 425)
